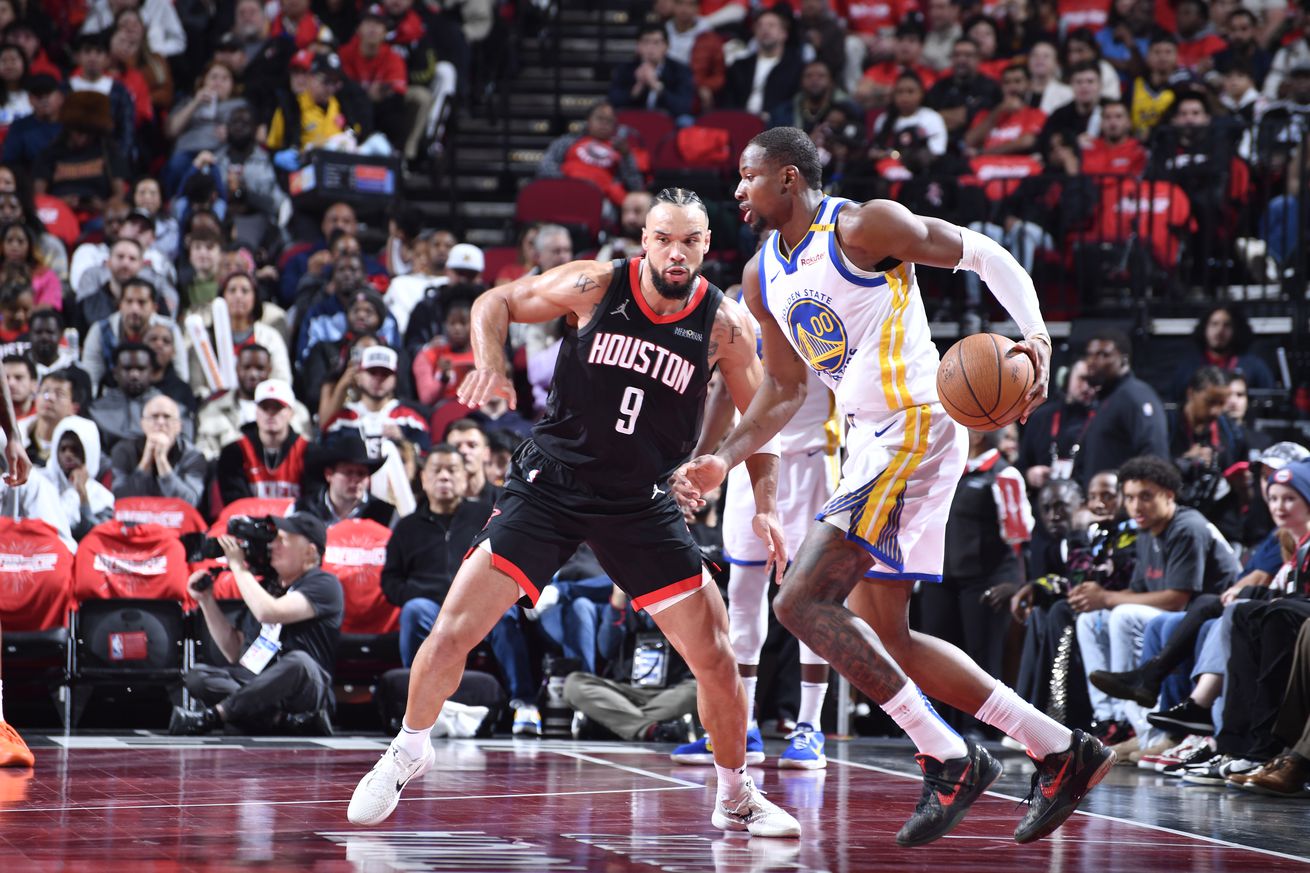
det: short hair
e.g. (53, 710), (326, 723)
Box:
(1002, 62), (1030, 79)
(187, 225), (224, 247)
(238, 343), (272, 360)
(1119, 456), (1184, 496)
(121, 276), (158, 302)
(1187, 365), (1232, 393)
(111, 236), (144, 256)
(1040, 478), (1084, 505)
(953, 36), (979, 51)
(1102, 98), (1129, 113)
(895, 20), (925, 39)
(637, 23), (667, 41)
(113, 340), (158, 370)
(445, 418), (487, 440)
(1178, 0), (1207, 14)
(2, 354), (35, 380)
(533, 223), (570, 252)
(1227, 8), (1256, 26)
(1150, 33), (1178, 47)
(28, 307), (62, 330)
(652, 186), (709, 219)
(747, 126), (823, 190)
(428, 442), (460, 457)
(1086, 327), (1132, 359)
(1068, 61), (1101, 79)
(41, 369), (84, 410)
(1173, 90), (1211, 116)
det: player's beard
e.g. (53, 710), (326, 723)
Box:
(651, 265), (700, 300)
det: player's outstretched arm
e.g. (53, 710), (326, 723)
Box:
(711, 294), (788, 571)
(460, 260), (614, 409)
(843, 199), (1052, 422)
(677, 254), (808, 498)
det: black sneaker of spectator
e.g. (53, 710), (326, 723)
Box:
(284, 708), (334, 736)
(1088, 666), (1163, 708)
(1091, 718), (1135, 746)
(895, 739), (1003, 847)
(1014, 729), (1116, 844)
(1148, 699), (1214, 735)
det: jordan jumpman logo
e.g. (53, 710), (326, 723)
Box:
(611, 299), (632, 320)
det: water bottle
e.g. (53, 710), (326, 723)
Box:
(63, 327), (80, 360)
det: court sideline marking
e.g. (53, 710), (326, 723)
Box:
(828, 756), (1310, 865)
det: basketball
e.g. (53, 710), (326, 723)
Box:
(935, 333), (1035, 431)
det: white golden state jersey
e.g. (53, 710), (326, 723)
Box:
(758, 195), (940, 423)
(738, 289), (840, 456)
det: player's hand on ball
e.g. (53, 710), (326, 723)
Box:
(1012, 333), (1051, 423)
(457, 368), (516, 410)
(675, 453), (728, 501)
(753, 511), (787, 577)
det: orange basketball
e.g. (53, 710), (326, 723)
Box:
(935, 333), (1035, 431)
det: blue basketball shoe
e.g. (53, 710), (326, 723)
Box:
(779, 723), (827, 770)
(671, 725), (767, 765)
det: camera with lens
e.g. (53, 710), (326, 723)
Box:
(188, 515), (279, 589)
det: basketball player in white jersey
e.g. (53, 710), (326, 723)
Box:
(672, 362), (839, 769)
(676, 128), (1115, 847)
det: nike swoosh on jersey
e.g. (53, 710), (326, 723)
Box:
(873, 419), (899, 438)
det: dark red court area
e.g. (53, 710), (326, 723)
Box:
(1, 736), (1305, 872)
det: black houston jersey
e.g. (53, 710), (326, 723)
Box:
(532, 257), (724, 495)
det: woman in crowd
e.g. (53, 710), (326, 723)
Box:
(868, 72), (948, 158)
(1168, 304), (1277, 399)
(0, 222), (59, 310)
(186, 270), (291, 398)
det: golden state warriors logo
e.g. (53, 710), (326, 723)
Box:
(786, 298), (849, 376)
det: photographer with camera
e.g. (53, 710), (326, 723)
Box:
(170, 513), (344, 735)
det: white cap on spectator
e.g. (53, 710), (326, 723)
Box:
(360, 346), (398, 372)
(447, 243), (485, 274)
(254, 379), (295, 408)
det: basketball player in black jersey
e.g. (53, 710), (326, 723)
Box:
(348, 189), (803, 838)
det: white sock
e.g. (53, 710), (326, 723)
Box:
(882, 680), (968, 763)
(394, 717), (434, 758)
(740, 675), (758, 725)
(798, 682), (827, 729)
(0, 679), (5, 723)
(715, 762), (749, 802)
(975, 682), (1073, 760)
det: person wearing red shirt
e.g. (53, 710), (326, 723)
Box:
(1079, 99), (1148, 177)
(862, 22), (940, 97)
(342, 6), (411, 153)
(966, 63), (1047, 154)
(413, 301), (476, 406)
(1175, 0), (1228, 73)
(269, 0), (323, 49)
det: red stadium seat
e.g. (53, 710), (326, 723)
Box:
(480, 246), (521, 284)
(213, 497), (296, 530)
(0, 518), (74, 632)
(74, 522), (190, 602)
(696, 110), (765, 161)
(515, 178), (606, 242)
(616, 109), (674, 151)
(199, 498), (296, 599)
(430, 400), (475, 442)
(114, 497), (209, 537)
(34, 194), (80, 248)
(323, 519), (397, 634)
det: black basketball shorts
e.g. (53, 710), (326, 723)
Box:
(466, 441), (708, 612)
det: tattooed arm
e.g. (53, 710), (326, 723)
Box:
(459, 260), (614, 409)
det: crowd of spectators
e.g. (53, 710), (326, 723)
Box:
(0, 0), (1305, 798)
